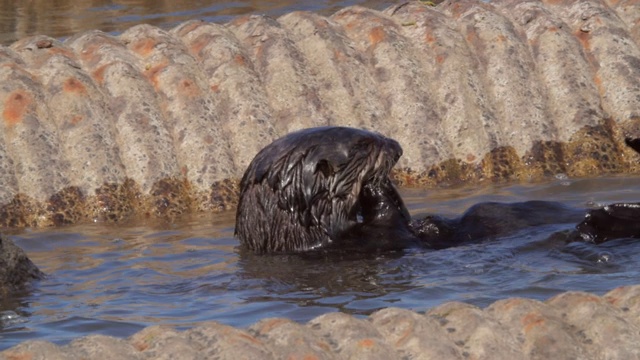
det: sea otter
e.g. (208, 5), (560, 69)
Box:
(235, 127), (640, 253)
(235, 127), (415, 253)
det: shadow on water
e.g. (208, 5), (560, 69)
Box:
(1, 175), (640, 349)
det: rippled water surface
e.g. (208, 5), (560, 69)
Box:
(2, 175), (640, 349)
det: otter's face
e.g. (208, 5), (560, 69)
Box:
(235, 127), (408, 253)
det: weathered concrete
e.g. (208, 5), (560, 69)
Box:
(0, 234), (43, 295)
(3, 285), (640, 359)
(0, 0), (637, 227)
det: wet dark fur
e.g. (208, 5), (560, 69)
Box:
(575, 203), (640, 243)
(235, 127), (411, 253)
(236, 127), (640, 253)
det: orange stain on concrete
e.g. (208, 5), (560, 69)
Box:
(3, 90), (32, 126)
(131, 38), (157, 57)
(424, 32), (437, 44)
(369, 27), (386, 46)
(179, 21), (202, 37)
(234, 54), (247, 66)
(315, 18), (330, 29)
(48, 46), (76, 60)
(594, 74), (602, 87)
(593, 74), (604, 97)
(3, 351), (36, 360)
(342, 20), (358, 31)
(92, 63), (109, 84)
(70, 114), (84, 125)
(189, 35), (210, 57)
(210, 84), (220, 93)
(574, 29), (592, 52)
(358, 338), (376, 348)
(333, 49), (347, 63)
(145, 61), (168, 90)
(132, 340), (149, 351)
(63, 78), (87, 94)
(435, 54), (445, 64)
(179, 78), (201, 97)
(466, 30), (479, 46)
(79, 42), (101, 64)
(300, 355), (319, 360)
(522, 313), (546, 334)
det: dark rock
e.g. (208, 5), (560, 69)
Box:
(0, 234), (43, 295)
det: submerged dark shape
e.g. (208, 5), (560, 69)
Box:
(236, 127), (640, 253)
(0, 234), (44, 294)
(413, 201), (584, 249)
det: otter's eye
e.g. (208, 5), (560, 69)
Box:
(315, 160), (334, 177)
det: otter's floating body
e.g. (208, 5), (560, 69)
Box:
(235, 127), (410, 253)
(236, 127), (640, 254)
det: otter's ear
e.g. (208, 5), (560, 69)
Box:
(315, 159), (335, 178)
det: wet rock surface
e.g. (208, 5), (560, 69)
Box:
(0, 0), (638, 226)
(2, 285), (640, 359)
(0, 234), (44, 295)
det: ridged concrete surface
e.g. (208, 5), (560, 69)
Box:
(0, 0), (638, 227)
(2, 285), (640, 359)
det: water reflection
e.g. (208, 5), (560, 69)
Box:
(0, 0), (398, 45)
(237, 250), (413, 312)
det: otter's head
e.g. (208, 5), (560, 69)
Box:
(235, 127), (408, 253)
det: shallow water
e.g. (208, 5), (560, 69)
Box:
(1, 175), (640, 349)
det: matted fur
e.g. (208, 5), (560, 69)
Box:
(235, 127), (403, 253)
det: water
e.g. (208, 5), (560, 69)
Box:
(0, 0), (400, 45)
(1, 175), (640, 349)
